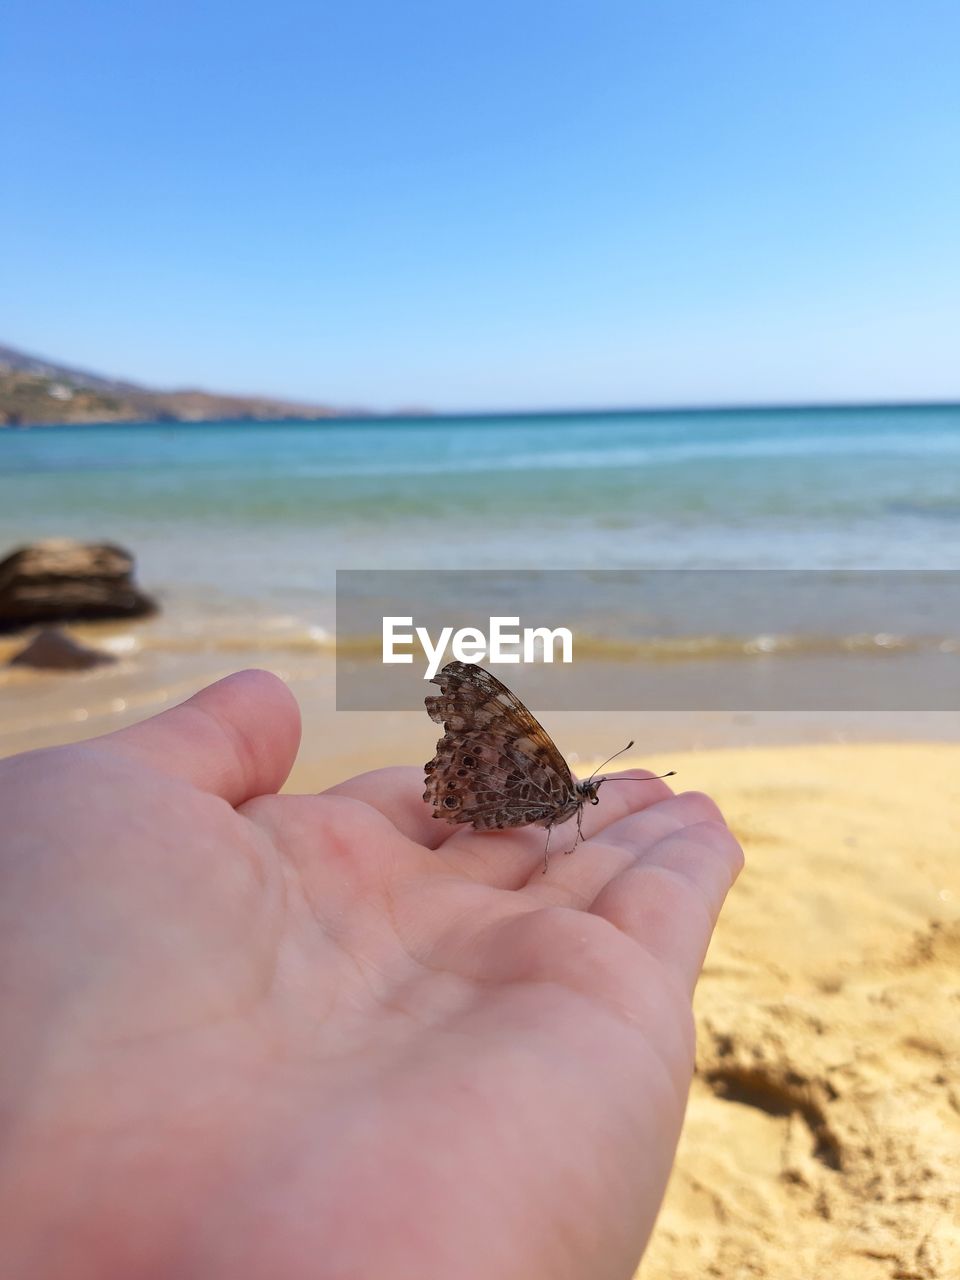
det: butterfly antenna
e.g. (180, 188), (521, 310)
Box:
(588, 741), (677, 786)
(601, 770), (677, 783)
(587, 740), (636, 783)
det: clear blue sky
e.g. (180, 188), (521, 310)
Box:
(3, 1), (958, 411)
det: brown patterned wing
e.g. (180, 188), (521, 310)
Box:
(423, 660), (580, 831)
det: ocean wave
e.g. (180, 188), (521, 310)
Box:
(3, 623), (956, 674)
(323, 625), (956, 663)
(283, 430), (960, 480)
(111, 629), (957, 662)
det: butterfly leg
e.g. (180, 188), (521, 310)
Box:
(562, 803), (586, 857)
(542, 824), (554, 875)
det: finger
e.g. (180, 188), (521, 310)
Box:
(581, 768), (679, 840)
(587, 788), (726, 860)
(323, 766), (678, 884)
(95, 669), (302, 807)
(239, 791), (437, 893)
(439, 769), (677, 890)
(320, 766), (453, 848)
(590, 819), (744, 997)
(523, 791), (724, 905)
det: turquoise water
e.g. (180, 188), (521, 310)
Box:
(1, 405), (959, 636)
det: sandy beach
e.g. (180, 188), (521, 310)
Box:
(5, 7), (960, 1273)
(637, 741), (960, 1280)
(1, 647), (957, 1277)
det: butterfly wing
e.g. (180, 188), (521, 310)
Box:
(423, 660), (579, 830)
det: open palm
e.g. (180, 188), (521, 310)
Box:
(0, 670), (742, 1280)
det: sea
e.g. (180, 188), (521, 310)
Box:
(1, 404), (959, 722)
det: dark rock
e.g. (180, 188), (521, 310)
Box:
(0, 539), (157, 631)
(8, 627), (118, 670)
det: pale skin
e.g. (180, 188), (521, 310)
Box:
(0, 669), (743, 1280)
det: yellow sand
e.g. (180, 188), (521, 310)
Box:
(631, 742), (960, 1280)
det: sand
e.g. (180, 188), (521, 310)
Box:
(634, 742), (960, 1280)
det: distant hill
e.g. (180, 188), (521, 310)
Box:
(0, 342), (354, 425)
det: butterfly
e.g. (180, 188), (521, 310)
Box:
(422, 660), (674, 872)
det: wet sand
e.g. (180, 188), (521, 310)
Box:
(2, 626), (959, 775)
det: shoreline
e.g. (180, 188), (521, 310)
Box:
(2, 641), (960, 780)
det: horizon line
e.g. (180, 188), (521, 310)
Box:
(7, 395), (960, 431)
(3, 340), (958, 424)
(376, 395), (960, 420)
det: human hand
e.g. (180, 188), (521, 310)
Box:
(0, 670), (742, 1280)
